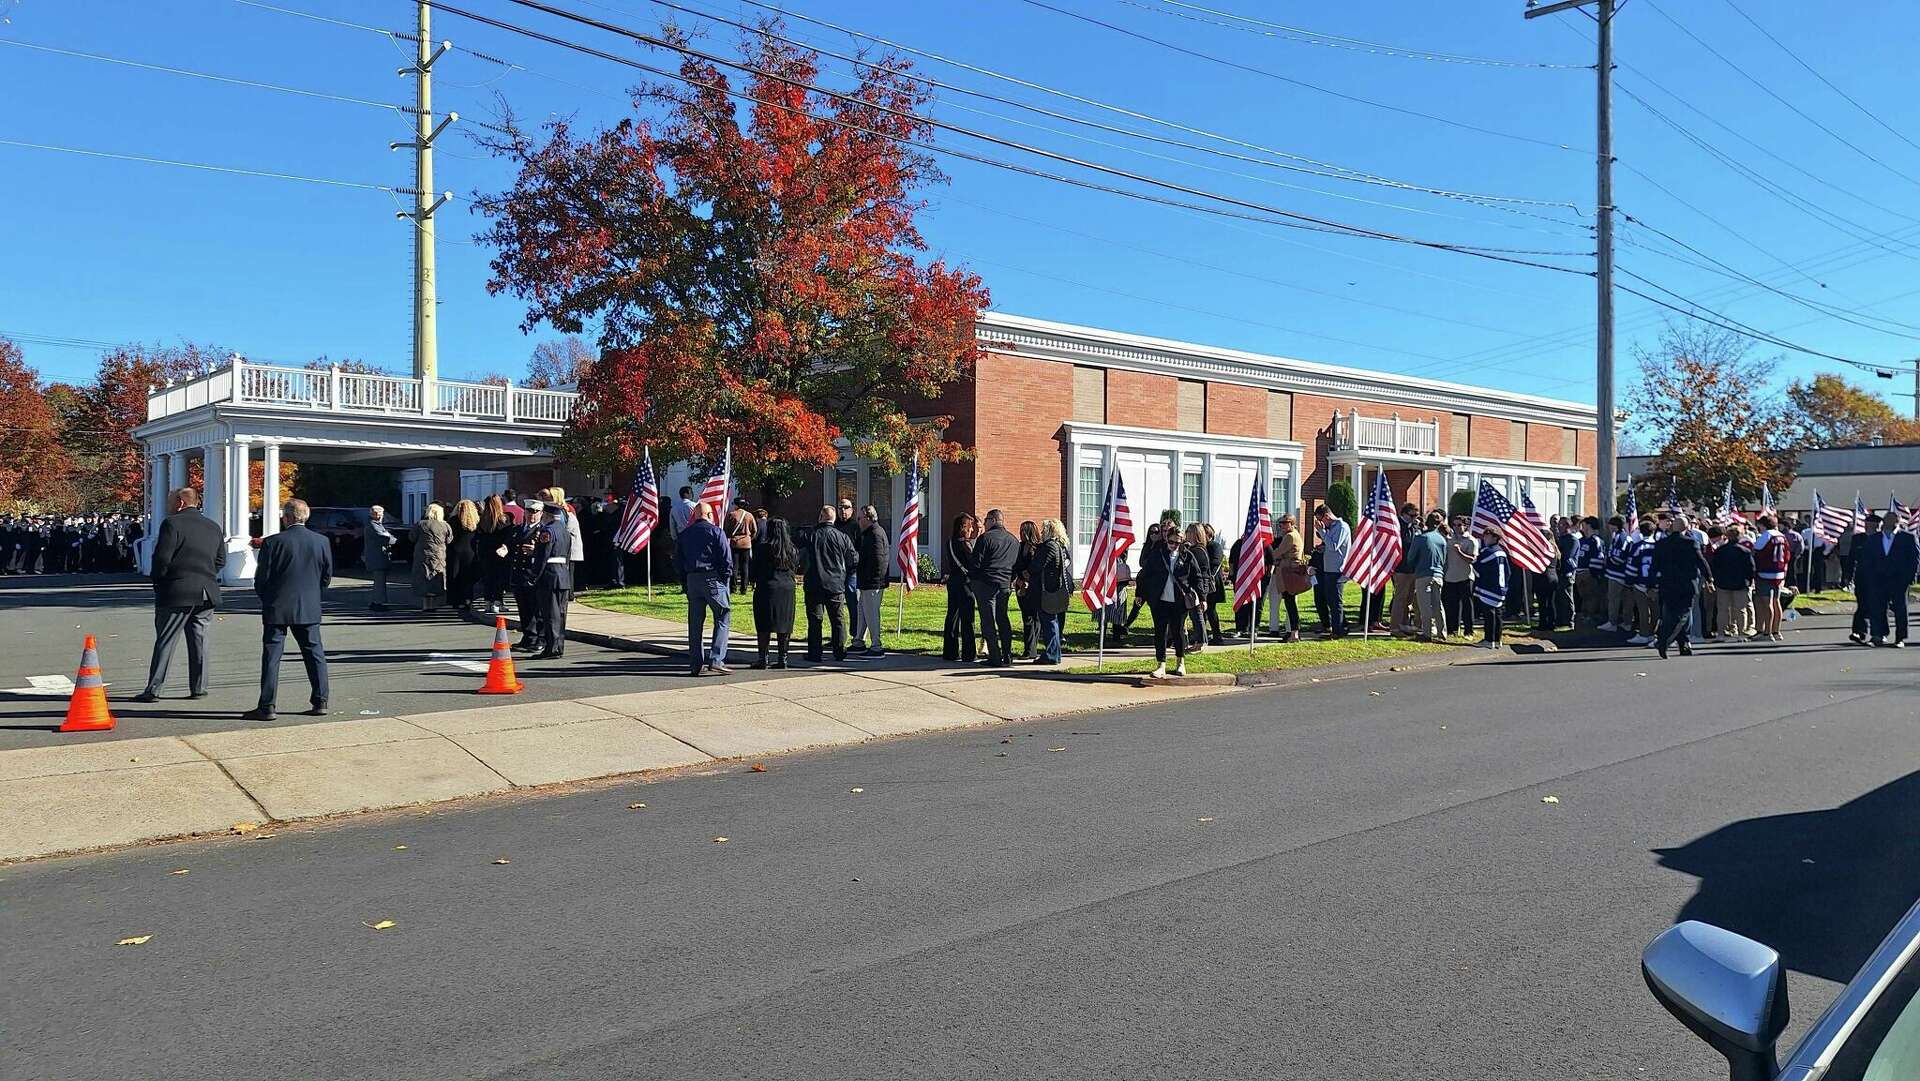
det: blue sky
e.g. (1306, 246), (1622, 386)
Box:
(5, 0), (1920, 409)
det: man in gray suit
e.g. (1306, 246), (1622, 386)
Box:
(244, 499), (333, 721)
(363, 504), (397, 611)
(132, 487), (226, 702)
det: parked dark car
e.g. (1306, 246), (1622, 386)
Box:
(304, 506), (411, 568)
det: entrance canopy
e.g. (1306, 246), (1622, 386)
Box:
(134, 358), (578, 581)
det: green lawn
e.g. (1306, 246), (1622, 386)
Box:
(582, 579), (1481, 666)
(1097, 637), (1455, 675)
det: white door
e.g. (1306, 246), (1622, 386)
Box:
(399, 467), (432, 524)
(1209, 456), (1261, 541)
(1115, 450), (1173, 567)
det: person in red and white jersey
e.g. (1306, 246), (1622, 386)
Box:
(1748, 514), (1790, 642)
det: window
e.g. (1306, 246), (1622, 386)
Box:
(1181, 468), (1203, 526)
(1565, 481), (1582, 517)
(1072, 366), (1106, 424)
(1267, 391), (1293, 440)
(1531, 479), (1561, 516)
(1077, 464), (1103, 546)
(1270, 462), (1294, 520)
(835, 466), (858, 507)
(1176, 379), (1206, 432)
(1561, 426), (1578, 465)
(868, 464), (892, 535)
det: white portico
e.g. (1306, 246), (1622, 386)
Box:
(134, 358), (577, 582)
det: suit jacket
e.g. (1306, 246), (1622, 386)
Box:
(1859, 530), (1919, 591)
(969, 525), (1020, 592)
(150, 508), (226, 609)
(254, 523), (333, 626)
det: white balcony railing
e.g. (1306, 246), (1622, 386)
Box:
(146, 357), (578, 425)
(1332, 409), (1440, 457)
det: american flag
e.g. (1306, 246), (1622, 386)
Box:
(1890, 492), (1920, 536)
(613, 448), (660, 554)
(1759, 481), (1775, 516)
(894, 456), (922, 590)
(1345, 471), (1400, 594)
(1475, 481), (1554, 573)
(1853, 491), (1869, 534)
(697, 438), (731, 527)
(1622, 473), (1637, 528)
(1666, 476), (1680, 513)
(1718, 480), (1748, 528)
(1813, 490), (1851, 545)
(1081, 470), (1136, 611)
(1231, 478), (1272, 609)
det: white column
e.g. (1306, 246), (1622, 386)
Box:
(149, 453), (169, 522)
(260, 442), (282, 537)
(202, 444), (227, 536)
(229, 440), (251, 537)
(1348, 460), (1362, 495)
(167, 450), (188, 494)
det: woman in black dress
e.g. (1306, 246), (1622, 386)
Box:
(750, 517), (799, 669)
(446, 499), (480, 612)
(476, 494), (512, 615)
(1013, 519), (1040, 658)
(943, 512), (979, 662)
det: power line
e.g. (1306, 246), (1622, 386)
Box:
(1719, 0), (1920, 158)
(1014, 0), (1585, 152)
(435, 0), (1594, 271)
(225, 0), (395, 36)
(0, 38), (408, 113)
(1120, 0), (1587, 69)
(0, 137), (394, 190)
(1641, 0), (1920, 193)
(670, 0), (1580, 211)
(1615, 267), (1867, 364)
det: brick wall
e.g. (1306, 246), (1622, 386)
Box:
(1205, 382), (1266, 438)
(1525, 422), (1563, 464)
(1106, 369), (1178, 429)
(969, 350), (1073, 527)
(1292, 392), (1346, 511)
(1469, 415), (1514, 459)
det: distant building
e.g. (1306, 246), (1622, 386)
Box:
(1618, 443), (1920, 514)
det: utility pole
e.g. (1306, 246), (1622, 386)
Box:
(1526, 0), (1615, 512)
(395, 0), (455, 383)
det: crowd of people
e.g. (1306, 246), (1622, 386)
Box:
(0, 512), (145, 575)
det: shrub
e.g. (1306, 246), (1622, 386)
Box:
(1325, 480), (1358, 529)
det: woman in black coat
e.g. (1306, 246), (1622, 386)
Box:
(750, 517), (799, 669)
(447, 499), (480, 612)
(943, 512), (979, 662)
(1012, 519), (1041, 658)
(1135, 523), (1199, 678)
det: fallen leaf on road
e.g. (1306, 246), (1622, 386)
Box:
(393, 845), (408, 851)
(1541, 796), (1561, 804)
(230, 822), (259, 834)
(363, 920), (396, 931)
(994, 752), (1008, 757)
(116, 935), (152, 946)
(1310, 677), (1321, 682)
(1635, 673), (1648, 678)
(849, 787), (864, 794)
(627, 802), (647, 810)
(492, 858), (511, 865)
(1047, 747), (1066, 752)
(1196, 817), (1215, 823)
(169, 868), (189, 876)
(1842, 666), (1853, 672)
(1367, 691), (1383, 697)
(748, 764), (767, 773)
(712, 836), (730, 843)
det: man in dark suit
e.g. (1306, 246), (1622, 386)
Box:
(1857, 511), (1918, 647)
(133, 487), (226, 702)
(245, 498), (333, 721)
(969, 509), (1020, 667)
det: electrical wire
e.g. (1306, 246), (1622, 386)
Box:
(1615, 267), (1866, 364)
(0, 39), (409, 113)
(651, 0), (1580, 211)
(1120, 0), (1587, 69)
(433, 0), (1594, 271)
(1720, 0), (1920, 158)
(226, 0), (396, 36)
(0, 137), (395, 190)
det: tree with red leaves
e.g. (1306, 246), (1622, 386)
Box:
(73, 343), (223, 507)
(0, 337), (77, 509)
(475, 25), (988, 496)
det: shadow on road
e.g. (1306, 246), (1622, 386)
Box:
(1655, 770), (1920, 982)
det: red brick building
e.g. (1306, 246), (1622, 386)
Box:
(801, 313), (1597, 573)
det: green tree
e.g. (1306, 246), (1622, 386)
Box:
(1626, 323), (1798, 507)
(1447, 489), (1474, 520)
(1325, 479), (1358, 529)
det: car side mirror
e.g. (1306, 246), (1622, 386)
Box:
(1642, 921), (1790, 1081)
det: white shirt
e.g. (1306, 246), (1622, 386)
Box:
(670, 497), (696, 536)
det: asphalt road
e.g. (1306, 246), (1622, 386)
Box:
(0, 574), (816, 750)
(5, 612), (1917, 1080)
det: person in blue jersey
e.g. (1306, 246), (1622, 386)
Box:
(1473, 524), (1510, 650)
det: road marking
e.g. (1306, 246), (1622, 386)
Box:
(421, 653), (490, 674)
(0, 675), (78, 695)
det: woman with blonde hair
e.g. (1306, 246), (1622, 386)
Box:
(1031, 518), (1074, 664)
(447, 498), (480, 611)
(412, 502), (452, 612)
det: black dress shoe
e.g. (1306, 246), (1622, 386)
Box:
(188, 691), (209, 700)
(305, 703), (328, 716)
(537, 650), (564, 659)
(131, 690), (160, 704)
(1678, 644), (1693, 656)
(241, 706), (276, 721)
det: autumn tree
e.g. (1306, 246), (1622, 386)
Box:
(1626, 323), (1798, 507)
(526, 337), (596, 389)
(72, 343), (225, 507)
(475, 24), (989, 496)
(1784, 373), (1901, 447)
(0, 337), (76, 510)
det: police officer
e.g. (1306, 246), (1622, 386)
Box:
(534, 501), (572, 659)
(509, 499), (547, 653)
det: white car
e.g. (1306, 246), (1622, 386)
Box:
(1643, 898), (1920, 1079)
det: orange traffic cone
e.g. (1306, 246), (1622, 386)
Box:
(60, 634), (116, 732)
(477, 617), (524, 695)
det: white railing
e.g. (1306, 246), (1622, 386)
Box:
(1334, 409), (1440, 457)
(147, 357), (577, 424)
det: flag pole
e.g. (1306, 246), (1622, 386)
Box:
(646, 543), (654, 601)
(897, 577), (906, 635)
(1097, 606), (1107, 672)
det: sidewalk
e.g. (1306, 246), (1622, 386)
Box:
(0, 653), (1231, 863)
